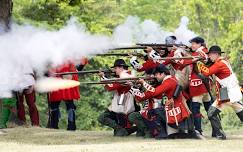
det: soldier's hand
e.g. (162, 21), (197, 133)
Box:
(62, 74), (72, 80)
(128, 52), (134, 57)
(25, 85), (34, 94)
(137, 78), (145, 84)
(145, 47), (153, 53)
(125, 81), (133, 86)
(166, 99), (174, 108)
(192, 56), (201, 63)
(98, 71), (105, 77)
(172, 45), (178, 50)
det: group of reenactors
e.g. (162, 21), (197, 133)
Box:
(97, 36), (243, 140)
(0, 35), (242, 140)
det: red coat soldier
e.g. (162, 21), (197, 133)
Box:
(177, 37), (212, 135)
(48, 61), (80, 130)
(197, 45), (243, 139)
(129, 64), (198, 139)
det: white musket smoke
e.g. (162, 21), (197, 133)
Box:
(0, 16), (197, 94)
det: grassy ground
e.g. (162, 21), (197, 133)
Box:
(0, 127), (243, 152)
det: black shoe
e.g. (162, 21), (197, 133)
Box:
(188, 130), (205, 140)
(214, 130), (226, 140)
(136, 130), (145, 137)
(67, 121), (76, 131)
(126, 126), (137, 135)
(155, 128), (167, 139)
(114, 128), (128, 137)
(195, 129), (203, 135)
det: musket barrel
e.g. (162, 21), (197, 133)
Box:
(109, 46), (146, 50)
(79, 76), (155, 85)
(96, 53), (130, 56)
(136, 43), (187, 48)
(54, 69), (112, 76)
(95, 53), (145, 57)
(79, 81), (118, 85)
(158, 56), (201, 60)
(100, 76), (154, 82)
(136, 43), (173, 47)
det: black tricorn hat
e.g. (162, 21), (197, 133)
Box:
(111, 59), (129, 68)
(145, 68), (156, 75)
(189, 36), (205, 44)
(208, 45), (225, 54)
(153, 64), (170, 75)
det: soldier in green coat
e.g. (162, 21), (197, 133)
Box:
(0, 92), (17, 129)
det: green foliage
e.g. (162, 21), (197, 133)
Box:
(12, 0), (243, 130)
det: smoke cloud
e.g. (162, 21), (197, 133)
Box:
(0, 16), (197, 95)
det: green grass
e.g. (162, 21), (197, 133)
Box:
(0, 127), (243, 152)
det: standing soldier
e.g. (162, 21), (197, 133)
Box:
(98, 59), (136, 136)
(197, 45), (243, 139)
(46, 57), (88, 128)
(48, 61), (80, 130)
(17, 63), (39, 126)
(178, 37), (213, 135)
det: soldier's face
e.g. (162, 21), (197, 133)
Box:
(157, 49), (165, 56)
(191, 42), (201, 51)
(155, 73), (165, 82)
(208, 52), (220, 62)
(114, 66), (124, 75)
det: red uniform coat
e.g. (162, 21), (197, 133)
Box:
(199, 58), (231, 101)
(48, 62), (80, 102)
(135, 76), (190, 124)
(105, 83), (131, 95)
(104, 71), (132, 94)
(179, 47), (209, 97)
(163, 51), (184, 71)
(199, 58), (231, 79)
(137, 59), (159, 72)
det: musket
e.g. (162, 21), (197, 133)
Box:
(101, 76), (155, 83)
(109, 46), (147, 50)
(80, 76), (155, 85)
(109, 43), (187, 51)
(158, 56), (202, 60)
(136, 43), (188, 48)
(95, 53), (145, 58)
(54, 69), (113, 76)
(80, 81), (115, 85)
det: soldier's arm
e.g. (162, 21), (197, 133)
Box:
(198, 61), (221, 77)
(135, 80), (169, 102)
(105, 83), (125, 91)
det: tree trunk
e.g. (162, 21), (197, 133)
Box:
(0, 0), (11, 119)
(0, 0), (13, 33)
(0, 0), (19, 127)
(0, 0), (13, 126)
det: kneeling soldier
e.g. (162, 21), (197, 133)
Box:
(128, 68), (165, 139)
(130, 64), (196, 139)
(98, 59), (137, 136)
